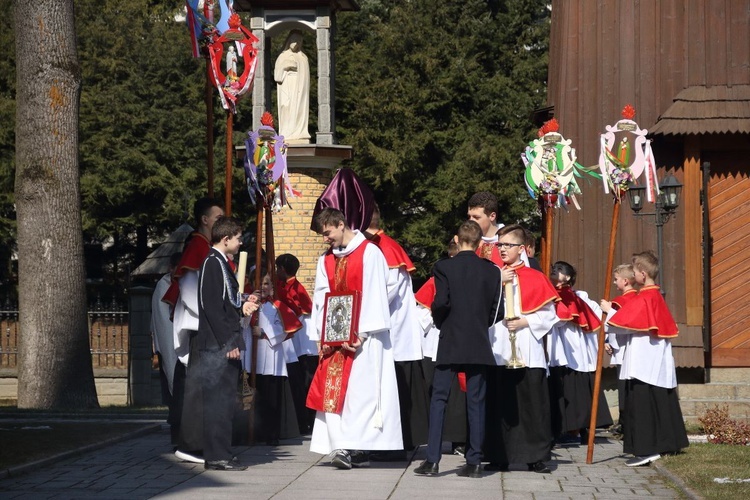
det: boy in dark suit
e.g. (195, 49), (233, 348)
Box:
(196, 217), (258, 471)
(414, 220), (502, 478)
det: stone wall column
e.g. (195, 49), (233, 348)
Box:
(128, 286), (153, 406)
(316, 7), (335, 145)
(251, 9), (268, 131)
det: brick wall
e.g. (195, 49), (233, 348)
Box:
(269, 168), (333, 289)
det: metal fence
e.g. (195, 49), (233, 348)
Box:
(0, 296), (129, 370)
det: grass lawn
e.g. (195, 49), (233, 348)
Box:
(0, 420), (155, 471)
(659, 443), (750, 500)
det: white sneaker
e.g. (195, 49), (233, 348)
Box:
(175, 449), (205, 464)
(625, 454), (660, 467)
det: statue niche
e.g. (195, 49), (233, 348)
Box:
(274, 30), (311, 144)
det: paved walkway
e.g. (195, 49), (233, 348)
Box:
(0, 427), (680, 499)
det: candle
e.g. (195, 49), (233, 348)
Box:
(504, 281), (516, 318)
(236, 251), (248, 294)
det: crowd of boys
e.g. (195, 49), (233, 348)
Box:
(151, 191), (688, 474)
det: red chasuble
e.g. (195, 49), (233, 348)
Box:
(477, 240), (503, 266)
(513, 265), (560, 314)
(611, 288), (637, 310)
(370, 230), (416, 272)
(161, 232), (211, 308)
(306, 240), (371, 414)
(277, 277), (313, 317)
(607, 285), (679, 338)
(555, 285), (602, 332)
(414, 277), (436, 308)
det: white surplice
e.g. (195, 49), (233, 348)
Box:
(416, 305), (439, 361)
(385, 267), (424, 362)
(488, 274), (557, 369)
(547, 291), (600, 372)
(309, 231), (403, 454)
(151, 273), (176, 394)
(608, 310), (677, 389)
(173, 270), (199, 366)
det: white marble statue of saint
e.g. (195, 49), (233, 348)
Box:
(274, 30), (311, 144)
(226, 46), (238, 82)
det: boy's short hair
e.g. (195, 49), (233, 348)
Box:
(369, 203), (381, 230)
(523, 228), (536, 251)
(614, 264), (636, 284)
(632, 250), (659, 279)
(456, 220), (482, 248)
(211, 216), (243, 244)
(467, 191), (499, 217)
(276, 253), (300, 275)
(193, 197), (222, 226)
(496, 224), (526, 244)
(313, 207), (347, 233)
(551, 260), (577, 286)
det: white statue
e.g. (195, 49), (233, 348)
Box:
(226, 46), (238, 82)
(274, 31), (311, 144)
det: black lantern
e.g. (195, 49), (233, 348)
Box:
(627, 182), (646, 213)
(659, 173), (683, 211)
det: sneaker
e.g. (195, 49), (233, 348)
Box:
(625, 454), (661, 467)
(175, 449), (205, 464)
(331, 449), (352, 470)
(452, 445), (466, 457)
(349, 450), (370, 468)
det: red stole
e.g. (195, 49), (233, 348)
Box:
(607, 285), (679, 338)
(161, 232), (211, 308)
(277, 277), (313, 317)
(611, 288), (637, 310)
(306, 240), (370, 414)
(370, 230), (416, 272)
(513, 265), (560, 314)
(555, 286), (601, 332)
(414, 277), (436, 308)
(476, 240), (503, 266)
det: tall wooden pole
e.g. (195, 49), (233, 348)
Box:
(249, 201), (264, 444)
(205, 60), (215, 196)
(541, 201), (554, 273)
(586, 200), (621, 463)
(224, 112), (234, 215)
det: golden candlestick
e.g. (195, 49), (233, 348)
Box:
(504, 280), (525, 369)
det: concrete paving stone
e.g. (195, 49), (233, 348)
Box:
(503, 479), (562, 492)
(528, 493), (594, 500)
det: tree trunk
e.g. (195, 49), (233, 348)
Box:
(14, 0), (98, 408)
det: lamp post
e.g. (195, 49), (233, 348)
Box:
(626, 173), (683, 296)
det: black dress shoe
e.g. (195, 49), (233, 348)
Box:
(205, 460), (248, 471)
(484, 462), (509, 472)
(528, 461), (551, 474)
(457, 464), (483, 478)
(414, 460), (439, 475)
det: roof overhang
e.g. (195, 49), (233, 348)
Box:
(650, 85), (750, 136)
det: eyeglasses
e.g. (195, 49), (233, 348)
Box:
(497, 242), (523, 249)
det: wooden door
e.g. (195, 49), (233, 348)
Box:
(707, 153), (750, 366)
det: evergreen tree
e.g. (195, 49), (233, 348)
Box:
(335, 0), (550, 278)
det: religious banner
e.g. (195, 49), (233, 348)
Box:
(598, 105), (660, 202)
(244, 112), (297, 212)
(522, 118), (599, 210)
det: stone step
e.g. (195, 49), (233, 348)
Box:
(707, 367), (750, 384)
(679, 399), (750, 424)
(679, 383), (750, 400)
